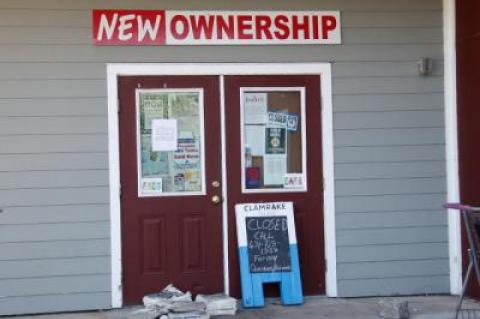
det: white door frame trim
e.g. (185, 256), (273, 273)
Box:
(106, 63), (337, 307)
(443, 0), (462, 295)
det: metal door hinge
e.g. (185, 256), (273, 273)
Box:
(119, 184), (122, 198)
(117, 99), (121, 114)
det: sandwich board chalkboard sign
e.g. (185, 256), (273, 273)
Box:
(235, 202), (303, 308)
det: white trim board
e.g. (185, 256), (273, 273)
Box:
(443, 0), (462, 295)
(107, 63), (337, 307)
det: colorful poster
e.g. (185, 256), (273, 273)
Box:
(141, 135), (170, 176)
(246, 167), (262, 189)
(141, 177), (163, 194)
(184, 169), (202, 191)
(265, 127), (287, 154)
(267, 111), (299, 132)
(142, 95), (167, 130)
(173, 138), (200, 167)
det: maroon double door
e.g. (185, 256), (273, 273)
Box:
(118, 74), (324, 303)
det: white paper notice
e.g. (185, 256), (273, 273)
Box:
(244, 93), (267, 124)
(151, 119), (178, 151)
(264, 154), (287, 185)
(245, 125), (265, 156)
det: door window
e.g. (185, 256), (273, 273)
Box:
(240, 88), (307, 193)
(136, 89), (206, 197)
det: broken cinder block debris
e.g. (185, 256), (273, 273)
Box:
(379, 298), (409, 319)
(196, 294), (237, 316)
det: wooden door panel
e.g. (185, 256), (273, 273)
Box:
(141, 216), (167, 274)
(119, 76), (224, 304)
(180, 213), (206, 273)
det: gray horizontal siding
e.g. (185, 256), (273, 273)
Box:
(0, 275), (110, 297)
(0, 293), (111, 316)
(338, 276), (449, 297)
(335, 162), (445, 180)
(0, 256), (110, 278)
(334, 93), (444, 112)
(336, 226), (447, 246)
(0, 188), (108, 207)
(336, 177), (447, 196)
(0, 240), (109, 260)
(0, 44), (444, 63)
(336, 194), (446, 213)
(0, 79), (106, 98)
(334, 62), (444, 78)
(337, 259), (449, 280)
(336, 210), (447, 229)
(335, 128), (445, 147)
(0, 135), (107, 153)
(335, 110), (444, 129)
(0, 170), (108, 189)
(0, 222), (109, 242)
(335, 145), (446, 163)
(0, 63), (107, 80)
(0, 153), (108, 172)
(0, 0), (446, 315)
(0, 117), (107, 135)
(0, 98), (107, 116)
(337, 242), (449, 263)
(0, 205), (109, 224)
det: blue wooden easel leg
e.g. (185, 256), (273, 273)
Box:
(250, 275), (266, 307)
(279, 245), (303, 305)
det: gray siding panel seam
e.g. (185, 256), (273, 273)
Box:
(0, 220), (109, 226)
(2, 291), (111, 299)
(339, 273), (449, 281)
(337, 225), (447, 231)
(338, 258), (449, 265)
(335, 176), (446, 182)
(1, 203), (109, 208)
(0, 291), (111, 299)
(338, 256), (448, 264)
(337, 241), (448, 248)
(334, 159), (446, 164)
(0, 168), (108, 173)
(335, 144), (445, 149)
(0, 186), (108, 191)
(0, 254), (110, 262)
(0, 273), (111, 281)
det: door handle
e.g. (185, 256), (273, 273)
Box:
(211, 195), (222, 205)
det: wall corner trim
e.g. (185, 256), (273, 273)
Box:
(443, 0), (463, 295)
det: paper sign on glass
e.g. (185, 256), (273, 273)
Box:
(245, 125), (265, 156)
(244, 93), (267, 124)
(141, 177), (163, 194)
(151, 119), (177, 151)
(264, 154), (287, 185)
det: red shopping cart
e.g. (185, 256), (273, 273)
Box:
(444, 203), (480, 319)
